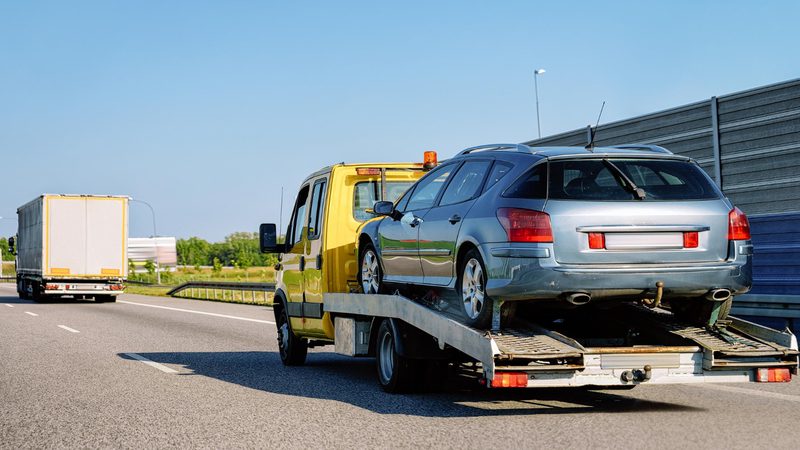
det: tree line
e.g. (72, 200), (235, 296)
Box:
(176, 232), (278, 268)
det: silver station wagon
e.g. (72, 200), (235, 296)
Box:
(357, 144), (752, 329)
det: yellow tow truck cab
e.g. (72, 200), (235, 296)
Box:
(260, 161), (429, 347)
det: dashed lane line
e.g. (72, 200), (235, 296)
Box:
(699, 383), (800, 403)
(4, 304), (13, 308)
(118, 300), (275, 325)
(24, 311), (38, 317)
(123, 353), (179, 374)
(58, 325), (80, 333)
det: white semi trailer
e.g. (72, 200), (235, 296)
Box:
(13, 194), (128, 302)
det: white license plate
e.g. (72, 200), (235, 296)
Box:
(604, 232), (683, 250)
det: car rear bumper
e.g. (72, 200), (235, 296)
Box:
(480, 242), (752, 302)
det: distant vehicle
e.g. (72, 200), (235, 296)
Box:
(128, 237), (178, 272)
(358, 144), (753, 328)
(11, 194), (128, 302)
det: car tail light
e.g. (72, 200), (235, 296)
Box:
(588, 232), (605, 249)
(728, 207), (751, 240)
(755, 367), (791, 382)
(491, 372), (528, 388)
(497, 208), (553, 243)
(683, 231), (699, 248)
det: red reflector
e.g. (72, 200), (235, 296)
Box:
(728, 207), (751, 240)
(588, 232), (605, 249)
(356, 168), (382, 176)
(755, 367), (791, 382)
(496, 208), (553, 243)
(683, 231), (699, 248)
(491, 372), (528, 388)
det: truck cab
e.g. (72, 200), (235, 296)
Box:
(260, 161), (428, 361)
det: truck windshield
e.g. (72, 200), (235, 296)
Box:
(354, 181), (414, 221)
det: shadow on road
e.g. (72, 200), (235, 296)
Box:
(119, 351), (705, 417)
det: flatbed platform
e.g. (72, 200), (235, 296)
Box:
(325, 293), (799, 387)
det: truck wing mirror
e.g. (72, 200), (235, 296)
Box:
(7, 236), (15, 255)
(259, 223), (284, 254)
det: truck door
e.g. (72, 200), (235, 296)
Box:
(418, 160), (491, 285)
(301, 177), (328, 336)
(281, 184), (310, 332)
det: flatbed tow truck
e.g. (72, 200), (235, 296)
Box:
(259, 154), (798, 391)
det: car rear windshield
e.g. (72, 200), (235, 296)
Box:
(354, 181), (415, 221)
(506, 159), (721, 201)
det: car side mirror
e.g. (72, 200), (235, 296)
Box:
(373, 201), (394, 216)
(259, 223), (284, 254)
(7, 236), (15, 256)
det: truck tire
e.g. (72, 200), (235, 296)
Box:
(375, 319), (415, 393)
(276, 303), (307, 366)
(96, 295), (116, 303)
(456, 249), (493, 329)
(358, 243), (384, 294)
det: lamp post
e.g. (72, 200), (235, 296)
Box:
(129, 198), (160, 285)
(534, 68), (546, 139)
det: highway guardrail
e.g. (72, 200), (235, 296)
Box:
(167, 281), (275, 304)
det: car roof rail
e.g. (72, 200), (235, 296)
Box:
(458, 143), (533, 155)
(610, 144), (673, 154)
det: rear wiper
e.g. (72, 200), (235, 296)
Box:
(602, 159), (646, 200)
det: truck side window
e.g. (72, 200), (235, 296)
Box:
(287, 185), (310, 251)
(307, 179), (327, 240)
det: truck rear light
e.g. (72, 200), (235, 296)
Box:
(497, 208), (553, 243)
(728, 207), (751, 240)
(588, 232), (605, 249)
(45, 284), (60, 290)
(491, 372), (528, 388)
(110, 284), (123, 291)
(683, 231), (699, 248)
(755, 367), (791, 382)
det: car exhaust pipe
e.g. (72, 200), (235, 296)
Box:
(706, 288), (732, 302)
(563, 292), (591, 305)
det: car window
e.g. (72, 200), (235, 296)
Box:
(405, 163), (456, 210)
(287, 185), (310, 250)
(504, 163), (547, 199)
(353, 180), (415, 222)
(484, 161), (513, 192)
(549, 159), (720, 201)
(440, 160), (492, 206)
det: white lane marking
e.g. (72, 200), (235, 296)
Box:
(123, 352), (178, 374)
(5, 304), (13, 308)
(58, 325), (80, 333)
(699, 383), (800, 403)
(118, 300), (275, 325)
(24, 311), (38, 316)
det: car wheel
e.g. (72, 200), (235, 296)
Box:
(375, 320), (414, 393)
(359, 243), (383, 294)
(276, 303), (308, 366)
(457, 249), (493, 329)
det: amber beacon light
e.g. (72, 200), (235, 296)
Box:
(423, 151), (438, 170)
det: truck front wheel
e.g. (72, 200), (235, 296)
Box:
(375, 320), (415, 393)
(276, 304), (307, 366)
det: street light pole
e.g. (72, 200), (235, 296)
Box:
(129, 199), (160, 285)
(534, 68), (546, 139)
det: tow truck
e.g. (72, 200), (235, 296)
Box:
(259, 152), (798, 392)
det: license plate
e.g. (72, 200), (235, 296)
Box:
(604, 232), (683, 250)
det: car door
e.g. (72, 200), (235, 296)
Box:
(301, 177), (328, 336)
(379, 163), (458, 284)
(418, 159), (492, 285)
(281, 184), (310, 331)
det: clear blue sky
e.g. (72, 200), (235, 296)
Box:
(1, 1), (798, 241)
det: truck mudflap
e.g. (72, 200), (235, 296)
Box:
(324, 293), (799, 388)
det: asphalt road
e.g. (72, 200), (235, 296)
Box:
(1, 283), (799, 449)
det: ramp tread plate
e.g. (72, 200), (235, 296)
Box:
(492, 329), (583, 358)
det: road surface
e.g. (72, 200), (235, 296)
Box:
(1, 283), (798, 448)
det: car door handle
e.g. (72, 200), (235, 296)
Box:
(448, 215), (462, 224)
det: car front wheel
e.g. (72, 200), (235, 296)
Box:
(359, 244), (383, 294)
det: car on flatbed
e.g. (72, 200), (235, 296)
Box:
(358, 143), (752, 329)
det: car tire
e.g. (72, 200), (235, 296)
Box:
(375, 320), (415, 393)
(276, 302), (308, 366)
(457, 249), (493, 329)
(358, 243), (384, 295)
